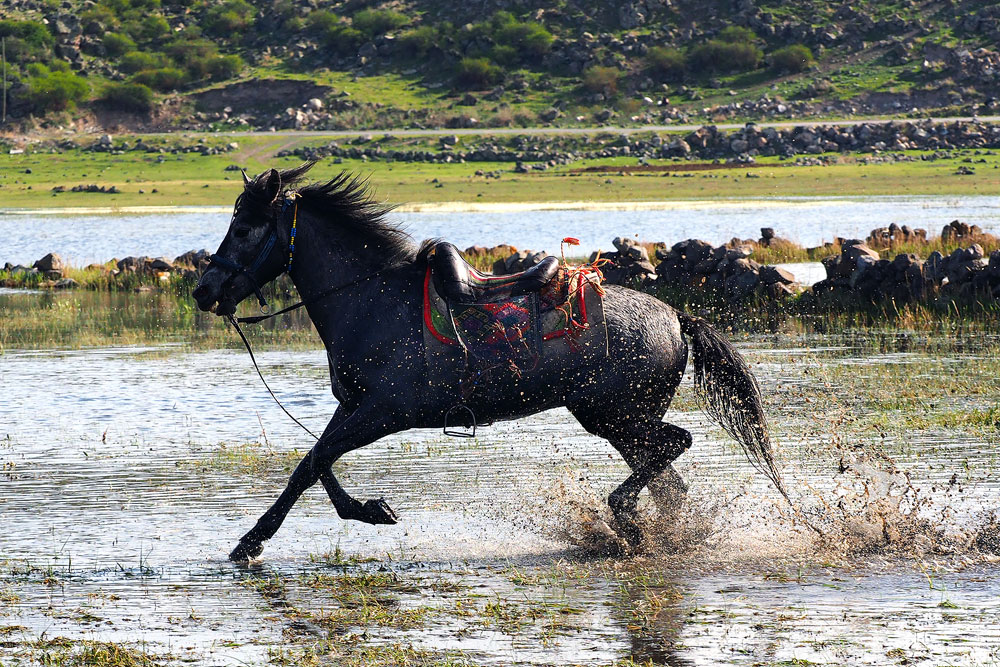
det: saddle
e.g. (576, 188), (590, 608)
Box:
(431, 242), (560, 304)
(423, 242), (608, 383)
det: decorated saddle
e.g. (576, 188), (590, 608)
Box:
(423, 242), (608, 395)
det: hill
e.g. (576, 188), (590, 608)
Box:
(1, 0), (999, 132)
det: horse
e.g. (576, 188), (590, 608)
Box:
(193, 163), (785, 561)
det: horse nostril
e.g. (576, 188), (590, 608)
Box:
(193, 285), (207, 299)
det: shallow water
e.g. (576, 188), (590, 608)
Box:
(3, 195), (999, 265)
(2, 332), (999, 666)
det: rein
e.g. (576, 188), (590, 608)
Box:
(224, 269), (387, 443)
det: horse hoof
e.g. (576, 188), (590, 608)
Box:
(611, 516), (643, 550)
(230, 540), (264, 562)
(362, 497), (398, 525)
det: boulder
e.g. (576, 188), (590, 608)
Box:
(760, 265), (796, 285)
(33, 253), (64, 273)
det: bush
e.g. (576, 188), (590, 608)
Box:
(129, 14), (170, 43)
(205, 54), (242, 80)
(688, 40), (762, 73)
(770, 44), (814, 73)
(22, 63), (89, 113)
(490, 12), (552, 59)
(582, 66), (621, 97)
(398, 25), (438, 57)
(454, 57), (503, 89)
(0, 20), (53, 61)
(204, 0), (255, 37)
(0, 19), (53, 47)
(352, 8), (409, 38)
(102, 32), (136, 57)
(646, 46), (686, 80)
(119, 51), (167, 73)
(100, 81), (154, 113)
(717, 26), (757, 44)
(306, 11), (363, 55)
(132, 66), (186, 91)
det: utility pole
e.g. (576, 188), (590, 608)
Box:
(2, 37), (6, 125)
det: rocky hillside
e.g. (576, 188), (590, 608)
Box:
(1, 0), (999, 132)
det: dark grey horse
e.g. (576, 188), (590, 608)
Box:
(193, 164), (785, 561)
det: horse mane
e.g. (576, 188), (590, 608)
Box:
(271, 163), (430, 268)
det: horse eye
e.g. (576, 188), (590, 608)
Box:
(233, 226), (251, 238)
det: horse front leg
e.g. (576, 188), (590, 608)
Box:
(229, 405), (398, 561)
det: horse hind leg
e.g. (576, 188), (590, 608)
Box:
(572, 407), (692, 547)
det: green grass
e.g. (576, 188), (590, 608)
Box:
(5, 138), (1000, 210)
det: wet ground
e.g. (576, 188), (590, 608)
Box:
(2, 323), (1000, 666)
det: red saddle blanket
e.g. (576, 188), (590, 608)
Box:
(422, 263), (608, 386)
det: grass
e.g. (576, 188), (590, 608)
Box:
(181, 441), (305, 475)
(13, 638), (163, 667)
(4, 137), (1000, 209)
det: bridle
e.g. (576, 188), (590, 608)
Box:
(208, 195), (300, 313)
(203, 191), (391, 443)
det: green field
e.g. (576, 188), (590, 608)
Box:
(2, 136), (1000, 210)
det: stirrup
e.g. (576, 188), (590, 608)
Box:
(443, 404), (477, 438)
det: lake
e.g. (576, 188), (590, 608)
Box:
(3, 195), (999, 266)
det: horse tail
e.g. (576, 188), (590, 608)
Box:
(677, 312), (788, 501)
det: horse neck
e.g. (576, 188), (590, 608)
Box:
(284, 208), (407, 319)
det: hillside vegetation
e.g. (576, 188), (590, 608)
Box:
(1, 0), (999, 131)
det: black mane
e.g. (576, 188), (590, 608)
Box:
(271, 163), (429, 267)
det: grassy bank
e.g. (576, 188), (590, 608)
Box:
(3, 136), (1000, 209)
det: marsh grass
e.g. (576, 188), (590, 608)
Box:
(182, 442), (305, 475)
(17, 638), (162, 667)
(0, 288), (320, 350)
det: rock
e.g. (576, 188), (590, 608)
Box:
(98, 134), (113, 147)
(761, 227), (775, 240)
(149, 257), (174, 271)
(306, 98), (324, 111)
(33, 253), (64, 273)
(54, 278), (78, 289)
(760, 265), (796, 285)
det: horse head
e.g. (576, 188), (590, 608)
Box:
(193, 168), (290, 315)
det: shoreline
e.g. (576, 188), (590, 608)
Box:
(4, 193), (999, 217)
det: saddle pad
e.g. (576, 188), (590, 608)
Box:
(423, 265), (608, 387)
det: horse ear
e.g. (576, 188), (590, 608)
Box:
(262, 169), (281, 202)
(241, 169), (250, 186)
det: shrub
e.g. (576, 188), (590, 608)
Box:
(398, 25), (438, 57)
(646, 46), (686, 80)
(204, 0), (255, 37)
(352, 8), (409, 38)
(100, 81), (154, 112)
(688, 40), (762, 73)
(119, 51), (167, 73)
(491, 44), (518, 66)
(22, 63), (89, 113)
(102, 32), (136, 57)
(454, 57), (503, 89)
(205, 54), (242, 80)
(717, 25), (757, 44)
(582, 66), (621, 97)
(490, 12), (552, 58)
(129, 14), (170, 43)
(132, 66), (186, 91)
(306, 11), (363, 55)
(770, 43), (814, 73)
(0, 19), (53, 47)
(0, 20), (53, 61)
